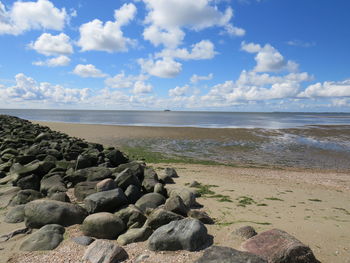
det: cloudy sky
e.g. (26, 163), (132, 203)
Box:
(0, 0), (349, 111)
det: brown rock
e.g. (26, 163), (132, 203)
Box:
(96, 178), (117, 192)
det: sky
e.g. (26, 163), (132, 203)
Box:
(0, 0), (350, 112)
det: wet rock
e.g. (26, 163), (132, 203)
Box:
(81, 212), (126, 239)
(195, 246), (267, 263)
(84, 188), (128, 213)
(148, 218), (211, 251)
(114, 205), (147, 229)
(117, 227), (153, 246)
(187, 210), (214, 225)
(135, 193), (166, 213)
(5, 205), (25, 223)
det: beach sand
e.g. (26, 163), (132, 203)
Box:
(1, 121), (349, 262)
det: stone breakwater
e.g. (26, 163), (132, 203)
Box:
(0, 115), (320, 263)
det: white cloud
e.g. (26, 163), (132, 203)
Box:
(77, 3), (136, 52)
(0, 73), (89, 104)
(191, 73), (213, 83)
(156, 40), (217, 60)
(298, 79), (350, 98)
(133, 81), (153, 94)
(241, 42), (299, 73)
(105, 72), (152, 94)
(138, 57), (182, 78)
(169, 85), (189, 97)
(142, 0), (242, 48)
(73, 64), (107, 78)
(222, 24), (245, 37)
(28, 33), (73, 56)
(33, 55), (70, 67)
(287, 40), (316, 48)
(0, 0), (68, 35)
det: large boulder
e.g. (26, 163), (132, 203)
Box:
(114, 205), (147, 229)
(142, 167), (159, 193)
(241, 229), (320, 263)
(195, 246), (267, 263)
(115, 168), (141, 190)
(5, 205), (25, 223)
(148, 218), (211, 251)
(16, 174), (40, 191)
(9, 189), (43, 206)
(81, 212), (126, 239)
(24, 199), (88, 228)
(117, 227), (153, 246)
(83, 239), (128, 263)
(74, 181), (97, 201)
(84, 188), (128, 214)
(135, 193), (166, 213)
(105, 149), (129, 167)
(20, 224), (65, 251)
(169, 188), (196, 207)
(113, 161), (144, 181)
(146, 208), (184, 230)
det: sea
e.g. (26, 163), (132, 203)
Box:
(0, 109), (349, 129)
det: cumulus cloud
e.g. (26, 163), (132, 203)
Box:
(138, 57), (182, 78)
(77, 3), (136, 52)
(28, 33), (73, 56)
(132, 81), (153, 94)
(105, 72), (153, 94)
(0, 0), (68, 35)
(298, 79), (350, 98)
(241, 42), (298, 73)
(142, 0), (242, 48)
(156, 40), (217, 60)
(191, 73), (213, 83)
(33, 55), (70, 67)
(0, 73), (89, 104)
(169, 85), (189, 97)
(73, 64), (107, 78)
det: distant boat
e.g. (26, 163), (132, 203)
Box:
(164, 109), (171, 112)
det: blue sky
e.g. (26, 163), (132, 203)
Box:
(0, 0), (349, 111)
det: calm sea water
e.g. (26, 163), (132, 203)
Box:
(0, 109), (349, 129)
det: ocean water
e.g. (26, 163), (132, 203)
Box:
(0, 109), (349, 129)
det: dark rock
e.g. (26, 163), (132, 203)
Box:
(81, 212), (126, 239)
(24, 199), (88, 228)
(84, 188), (128, 213)
(96, 178), (117, 192)
(188, 210), (214, 224)
(40, 174), (67, 195)
(16, 174), (40, 191)
(9, 189), (43, 206)
(115, 168), (141, 190)
(48, 192), (70, 202)
(241, 229), (320, 263)
(154, 183), (167, 196)
(165, 167), (178, 178)
(148, 218), (211, 251)
(20, 224), (65, 251)
(234, 226), (257, 240)
(15, 155), (36, 165)
(158, 172), (175, 184)
(114, 205), (147, 229)
(143, 167), (158, 180)
(164, 195), (188, 216)
(105, 149), (129, 167)
(124, 184), (142, 204)
(146, 208), (184, 230)
(5, 205), (25, 223)
(195, 246), (267, 263)
(83, 239), (128, 263)
(114, 161), (144, 181)
(117, 227), (153, 246)
(72, 236), (95, 246)
(135, 193), (166, 213)
(74, 181), (97, 201)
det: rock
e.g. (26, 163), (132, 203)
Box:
(5, 205), (25, 223)
(169, 188), (196, 207)
(158, 172), (175, 184)
(9, 189), (43, 206)
(65, 167), (112, 185)
(83, 239), (128, 263)
(84, 188), (128, 214)
(114, 205), (147, 229)
(74, 181), (97, 201)
(241, 229), (320, 263)
(96, 178), (117, 192)
(105, 149), (129, 167)
(24, 199), (87, 228)
(124, 184), (142, 204)
(35, 132), (52, 142)
(117, 227), (153, 246)
(165, 167), (178, 178)
(234, 226), (257, 240)
(81, 212), (126, 239)
(75, 154), (96, 170)
(113, 161), (144, 181)
(189, 180), (201, 187)
(154, 183), (167, 196)
(72, 236), (95, 246)
(20, 224), (65, 251)
(148, 218), (211, 251)
(188, 210), (214, 224)
(195, 246), (267, 263)
(40, 174), (66, 195)
(164, 195), (188, 216)
(142, 178), (159, 193)
(48, 192), (70, 202)
(135, 193), (166, 213)
(115, 168), (141, 190)
(135, 254), (150, 263)
(146, 208), (184, 230)
(16, 174), (40, 191)
(0, 186), (20, 208)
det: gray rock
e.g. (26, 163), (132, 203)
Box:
(96, 178), (117, 192)
(105, 149), (129, 167)
(48, 192), (71, 202)
(74, 181), (97, 201)
(195, 246), (267, 263)
(20, 224), (65, 251)
(117, 227), (153, 246)
(24, 199), (88, 228)
(135, 193), (166, 213)
(148, 218), (211, 251)
(115, 168), (141, 190)
(142, 178), (159, 193)
(5, 205), (25, 223)
(146, 208), (184, 230)
(164, 195), (188, 216)
(154, 183), (167, 196)
(158, 172), (175, 184)
(84, 188), (128, 213)
(241, 229), (320, 263)
(188, 210), (214, 224)
(124, 184), (142, 204)
(83, 239), (128, 263)
(113, 161), (144, 181)
(81, 212), (126, 239)
(114, 205), (147, 229)
(169, 188), (196, 207)
(72, 236), (95, 246)
(135, 254), (150, 263)
(40, 174), (66, 195)
(9, 189), (43, 206)
(189, 180), (201, 187)
(16, 174), (40, 191)
(233, 226), (257, 240)
(165, 167), (178, 178)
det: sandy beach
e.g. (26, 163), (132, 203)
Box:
(1, 121), (349, 262)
